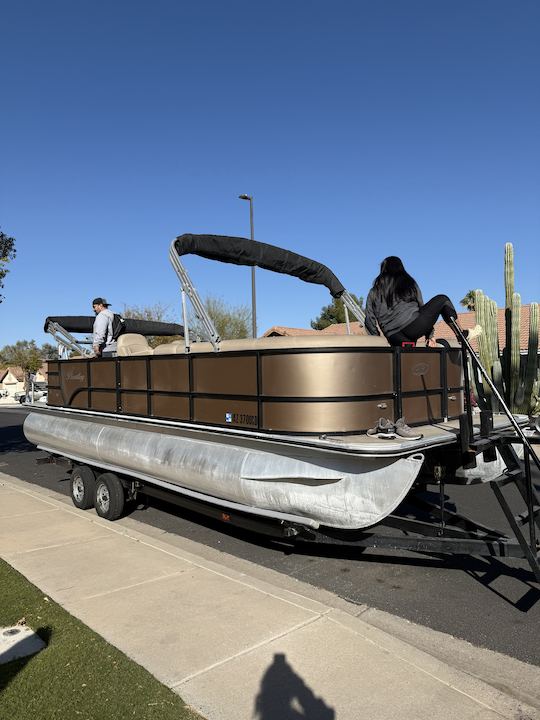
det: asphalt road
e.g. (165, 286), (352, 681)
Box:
(1, 407), (539, 665)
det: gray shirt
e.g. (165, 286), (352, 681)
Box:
(93, 308), (117, 353)
(365, 284), (424, 338)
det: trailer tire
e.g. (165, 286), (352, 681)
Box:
(94, 473), (125, 521)
(70, 465), (96, 510)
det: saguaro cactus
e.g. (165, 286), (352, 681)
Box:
(470, 245), (539, 415)
(510, 292), (521, 408)
(504, 243), (514, 309)
(519, 303), (539, 412)
(473, 290), (503, 411)
(474, 290), (494, 408)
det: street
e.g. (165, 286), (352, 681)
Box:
(1, 406), (539, 666)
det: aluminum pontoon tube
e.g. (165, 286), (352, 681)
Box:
(24, 412), (424, 530)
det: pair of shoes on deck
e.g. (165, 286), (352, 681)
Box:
(367, 417), (423, 441)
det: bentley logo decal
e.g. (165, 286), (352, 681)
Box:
(412, 363), (429, 376)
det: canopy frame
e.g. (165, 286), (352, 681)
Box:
(44, 316), (184, 358)
(169, 234), (366, 352)
(46, 320), (93, 359)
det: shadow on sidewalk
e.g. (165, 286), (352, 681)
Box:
(254, 652), (335, 720)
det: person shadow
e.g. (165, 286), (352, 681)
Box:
(254, 652), (335, 720)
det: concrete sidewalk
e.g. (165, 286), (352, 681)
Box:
(1, 472), (539, 720)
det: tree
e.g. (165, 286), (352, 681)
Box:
(122, 302), (183, 348)
(311, 294), (364, 330)
(460, 290), (476, 311)
(40, 343), (59, 360)
(0, 230), (17, 303)
(0, 341), (43, 390)
(190, 295), (251, 340)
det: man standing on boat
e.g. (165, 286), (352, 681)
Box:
(92, 297), (117, 357)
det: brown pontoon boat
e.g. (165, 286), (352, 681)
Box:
(23, 235), (540, 578)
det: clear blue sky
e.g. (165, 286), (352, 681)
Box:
(1, 0), (539, 347)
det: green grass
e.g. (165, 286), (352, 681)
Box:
(0, 559), (202, 720)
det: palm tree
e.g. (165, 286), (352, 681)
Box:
(460, 290), (476, 311)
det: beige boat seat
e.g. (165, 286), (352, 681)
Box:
(184, 335), (390, 353)
(153, 340), (186, 355)
(149, 334), (459, 355)
(117, 333), (154, 356)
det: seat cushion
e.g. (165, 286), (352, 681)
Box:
(153, 341), (186, 355)
(117, 333), (154, 356)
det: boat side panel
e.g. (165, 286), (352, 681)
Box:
(151, 395), (190, 420)
(262, 399), (396, 433)
(261, 352), (393, 397)
(47, 362), (61, 405)
(402, 394), (443, 424)
(151, 357), (189, 392)
(194, 398), (259, 428)
(91, 390), (117, 412)
(90, 361), (116, 389)
(46, 348), (463, 434)
(446, 350), (464, 388)
(193, 355), (257, 396)
(121, 392), (148, 415)
(120, 360), (147, 390)
(60, 361), (89, 407)
(400, 352), (442, 393)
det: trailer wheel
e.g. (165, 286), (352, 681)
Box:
(94, 473), (125, 521)
(70, 465), (96, 510)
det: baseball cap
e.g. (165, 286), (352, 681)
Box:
(92, 297), (110, 307)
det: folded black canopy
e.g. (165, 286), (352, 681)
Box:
(44, 316), (184, 337)
(174, 234), (346, 299)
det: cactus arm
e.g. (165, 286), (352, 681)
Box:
(510, 292), (521, 411)
(531, 376), (540, 416)
(504, 243), (515, 405)
(522, 303), (539, 413)
(474, 290), (493, 409)
(505, 243), (514, 309)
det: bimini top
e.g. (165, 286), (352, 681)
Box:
(44, 316), (184, 337)
(174, 234), (346, 298)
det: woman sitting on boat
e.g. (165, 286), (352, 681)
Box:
(364, 256), (481, 347)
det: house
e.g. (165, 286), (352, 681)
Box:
(0, 366), (25, 399)
(263, 305), (536, 352)
(0, 364), (49, 401)
(433, 305), (535, 352)
(263, 321), (367, 337)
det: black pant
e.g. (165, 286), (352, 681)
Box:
(387, 295), (457, 347)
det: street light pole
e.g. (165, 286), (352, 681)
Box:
(239, 194), (257, 338)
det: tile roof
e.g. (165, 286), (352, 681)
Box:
(262, 322), (368, 337)
(262, 326), (322, 337)
(264, 306), (537, 350)
(0, 366), (25, 382)
(320, 322), (367, 336)
(433, 305), (534, 351)
(0, 364), (49, 383)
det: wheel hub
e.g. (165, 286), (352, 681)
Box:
(96, 484), (110, 512)
(72, 477), (85, 502)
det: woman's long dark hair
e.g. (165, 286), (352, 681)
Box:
(372, 256), (419, 307)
